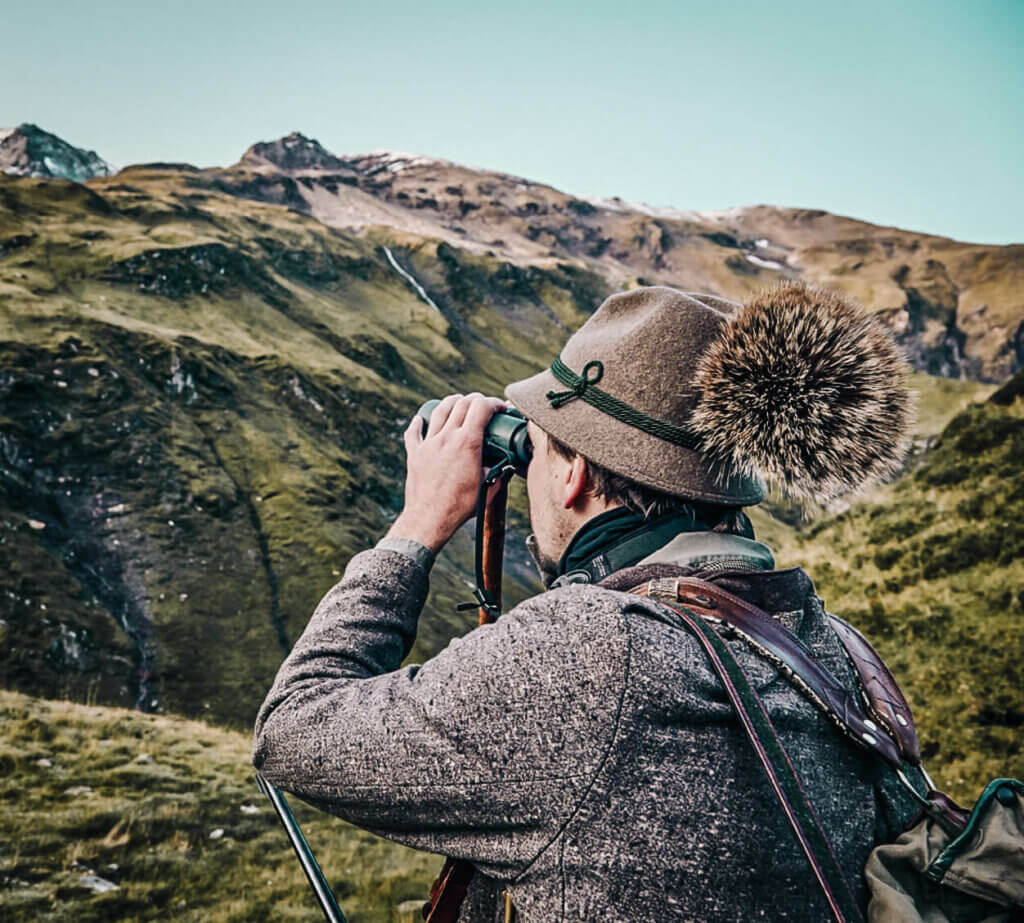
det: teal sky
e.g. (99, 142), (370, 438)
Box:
(5, 0), (1023, 244)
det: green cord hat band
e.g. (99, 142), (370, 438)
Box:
(545, 356), (703, 451)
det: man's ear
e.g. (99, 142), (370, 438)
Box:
(563, 455), (590, 510)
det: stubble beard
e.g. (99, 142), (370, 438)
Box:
(534, 538), (561, 586)
(527, 506), (574, 587)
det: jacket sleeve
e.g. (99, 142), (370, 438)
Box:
(252, 547), (631, 880)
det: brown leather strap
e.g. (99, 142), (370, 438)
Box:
(631, 577), (911, 769)
(424, 858), (475, 922)
(641, 578), (973, 833)
(637, 589), (862, 922)
(425, 478), (511, 921)
(478, 477), (508, 626)
(825, 614), (920, 764)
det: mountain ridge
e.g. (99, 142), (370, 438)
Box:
(207, 131), (1024, 382)
(9, 123), (1020, 381)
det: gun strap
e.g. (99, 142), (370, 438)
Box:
(427, 465), (514, 922)
(631, 578), (865, 923)
(424, 857), (475, 923)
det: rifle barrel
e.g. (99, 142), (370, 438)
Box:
(255, 773), (347, 923)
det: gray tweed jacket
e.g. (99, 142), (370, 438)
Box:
(253, 533), (917, 922)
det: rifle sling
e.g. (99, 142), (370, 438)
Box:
(631, 577), (914, 769)
(630, 579), (865, 923)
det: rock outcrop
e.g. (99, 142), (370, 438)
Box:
(0, 123), (114, 181)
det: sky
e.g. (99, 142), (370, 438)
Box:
(4, 0), (1023, 244)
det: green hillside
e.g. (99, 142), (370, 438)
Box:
(775, 372), (1024, 803)
(0, 689), (435, 922)
(0, 170), (594, 724)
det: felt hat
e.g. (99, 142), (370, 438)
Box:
(505, 282), (912, 505)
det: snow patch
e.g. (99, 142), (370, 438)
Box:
(168, 353), (195, 398)
(755, 238), (770, 248)
(582, 195), (705, 222)
(692, 206), (755, 224)
(80, 874), (119, 895)
(362, 150), (448, 173)
(744, 253), (785, 270)
(290, 377), (324, 413)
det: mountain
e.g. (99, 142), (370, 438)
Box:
(239, 131), (355, 173)
(0, 129), (1020, 799)
(215, 133), (1024, 382)
(0, 124), (114, 182)
(0, 163), (594, 724)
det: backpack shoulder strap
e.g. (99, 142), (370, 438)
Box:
(631, 576), (908, 769)
(640, 578), (973, 832)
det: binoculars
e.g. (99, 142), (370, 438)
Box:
(416, 399), (533, 477)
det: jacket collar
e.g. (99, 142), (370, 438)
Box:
(635, 531), (775, 572)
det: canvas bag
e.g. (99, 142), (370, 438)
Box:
(864, 778), (1024, 923)
(630, 576), (1024, 923)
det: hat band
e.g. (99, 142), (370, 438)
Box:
(545, 356), (702, 450)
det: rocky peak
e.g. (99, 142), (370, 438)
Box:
(239, 132), (350, 172)
(0, 123), (114, 181)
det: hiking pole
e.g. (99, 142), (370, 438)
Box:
(255, 772), (347, 923)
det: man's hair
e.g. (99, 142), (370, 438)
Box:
(546, 432), (754, 537)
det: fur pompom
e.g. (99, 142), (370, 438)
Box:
(689, 281), (913, 502)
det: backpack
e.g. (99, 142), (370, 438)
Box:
(630, 576), (1024, 923)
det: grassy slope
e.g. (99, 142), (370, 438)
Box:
(773, 376), (1024, 803)
(1, 171), (609, 725)
(0, 689), (435, 922)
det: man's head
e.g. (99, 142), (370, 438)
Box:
(522, 417), (753, 577)
(506, 282), (912, 565)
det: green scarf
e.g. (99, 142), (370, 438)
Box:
(553, 505), (739, 586)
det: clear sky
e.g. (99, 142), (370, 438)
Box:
(5, 0), (1022, 244)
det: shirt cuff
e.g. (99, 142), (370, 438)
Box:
(374, 535), (436, 572)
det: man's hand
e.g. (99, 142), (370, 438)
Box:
(386, 393), (508, 554)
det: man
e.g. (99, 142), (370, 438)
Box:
(253, 283), (919, 921)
